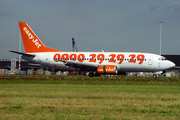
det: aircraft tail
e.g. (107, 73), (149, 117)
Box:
(72, 38), (78, 52)
(19, 22), (60, 53)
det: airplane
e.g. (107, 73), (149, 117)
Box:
(72, 38), (78, 52)
(9, 22), (175, 78)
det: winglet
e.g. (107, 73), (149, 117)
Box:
(19, 22), (61, 53)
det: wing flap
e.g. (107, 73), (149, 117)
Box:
(60, 60), (98, 70)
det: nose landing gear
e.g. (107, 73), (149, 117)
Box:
(88, 72), (100, 77)
(153, 74), (157, 78)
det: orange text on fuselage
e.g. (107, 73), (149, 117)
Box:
(53, 53), (145, 65)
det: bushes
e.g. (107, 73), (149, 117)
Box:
(0, 75), (180, 82)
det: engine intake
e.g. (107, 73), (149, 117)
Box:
(97, 65), (118, 74)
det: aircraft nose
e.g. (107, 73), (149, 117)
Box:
(168, 61), (175, 68)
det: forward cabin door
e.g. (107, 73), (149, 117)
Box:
(148, 56), (153, 65)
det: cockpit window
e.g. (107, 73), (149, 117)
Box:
(159, 57), (167, 61)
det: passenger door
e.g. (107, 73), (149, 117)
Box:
(148, 56), (153, 65)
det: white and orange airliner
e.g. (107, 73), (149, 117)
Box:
(10, 22), (175, 77)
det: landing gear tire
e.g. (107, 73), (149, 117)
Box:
(153, 74), (157, 78)
(89, 72), (94, 77)
(95, 73), (100, 77)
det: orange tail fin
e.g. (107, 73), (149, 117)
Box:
(19, 22), (61, 53)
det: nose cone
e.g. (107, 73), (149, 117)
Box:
(161, 61), (175, 71)
(168, 61), (175, 69)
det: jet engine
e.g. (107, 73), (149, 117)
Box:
(97, 65), (118, 74)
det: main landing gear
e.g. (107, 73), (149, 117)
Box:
(89, 72), (94, 77)
(88, 72), (100, 77)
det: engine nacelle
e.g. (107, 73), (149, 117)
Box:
(97, 65), (118, 74)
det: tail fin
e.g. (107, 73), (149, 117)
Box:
(72, 38), (78, 52)
(19, 22), (60, 53)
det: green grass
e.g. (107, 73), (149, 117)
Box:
(0, 75), (180, 119)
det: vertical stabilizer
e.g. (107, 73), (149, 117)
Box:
(18, 22), (60, 53)
(72, 38), (78, 52)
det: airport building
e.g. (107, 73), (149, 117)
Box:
(0, 59), (52, 75)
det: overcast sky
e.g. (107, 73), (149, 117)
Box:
(1, 0), (180, 59)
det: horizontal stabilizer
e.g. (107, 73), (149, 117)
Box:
(9, 50), (35, 57)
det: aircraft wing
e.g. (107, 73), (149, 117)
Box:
(61, 60), (98, 71)
(173, 66), (180, 69)
(9, 50), (35, 57)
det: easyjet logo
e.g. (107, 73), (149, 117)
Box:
(106, 68), (114, 72)
(98, 68), (114, 72)
(23, 27), (41, 48)
(97, 69), (103, 71)
(97, 65), (116, 74)
(97, 68), (113, 72)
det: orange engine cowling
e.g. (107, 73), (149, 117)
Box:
(97, 65), (118, 74)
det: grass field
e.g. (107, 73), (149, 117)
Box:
(0, 75), (180, 119)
